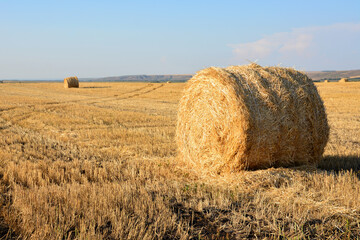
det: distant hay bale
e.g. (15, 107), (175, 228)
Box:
(339, 78), (348, 83)
(324, 80), (329, 83)
(64, 76), (79, 88)
(167, 81), (172, 84)
(176, 63), (329, 173)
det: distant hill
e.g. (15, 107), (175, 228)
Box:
(306, 69), (360, 80)
(86, 74), (193, 83)
(86, 70), (360, 83)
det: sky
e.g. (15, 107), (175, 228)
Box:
(1, 0), (360, 79)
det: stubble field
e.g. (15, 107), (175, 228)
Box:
(0, 81), (359, 239)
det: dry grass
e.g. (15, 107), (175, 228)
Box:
(177, 64), (329, 173)
(0, 81), (359, 239)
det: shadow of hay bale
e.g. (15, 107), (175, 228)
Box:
(318, 155), (360, 178)
(81, 86), (111, 89)
(318, 155), (360, 171)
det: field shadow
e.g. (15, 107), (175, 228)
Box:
(168, 199), (235, 239)
(82, 86), (111, 89)
(318, 155), (360, 174)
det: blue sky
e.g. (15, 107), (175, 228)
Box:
(1, 0), (360, 79)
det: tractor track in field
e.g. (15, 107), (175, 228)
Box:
(10, 112), (35, 124)
(33, 83), (155, 106)
(73, 83), (155, 104)
(0, 83), (162, 114)
(122, 83), (165, 99)
(89, 83), (165, 104)
(87, 83), (155, 104)
(0, 83), (166, 127)
(0, 107), (17, 113)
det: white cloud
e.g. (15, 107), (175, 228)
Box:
(229, 22), (360, 70)
(279, 33), (313, 55)
(232, 31), (313, 59)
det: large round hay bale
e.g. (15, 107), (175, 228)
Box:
(64, 76), (79, 88)
(339, 78), (348, 83)
(324, 80), (329, 83)
(176, 64), (329, 173)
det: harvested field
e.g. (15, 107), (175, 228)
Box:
(0, 81), (359, 239)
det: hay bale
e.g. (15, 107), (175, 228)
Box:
(324, 80), (329, 83)
(176, 63), (329, 173)
(339, 78), (348, 83)
(64, 76), (79, 88)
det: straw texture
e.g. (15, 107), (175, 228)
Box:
(64, 76), (79, 88)
(176, 64), (329, 173)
